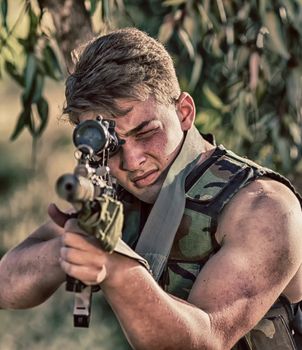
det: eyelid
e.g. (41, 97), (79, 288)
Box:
(136, 127), (159, 137)
(137, 129), (152, 135)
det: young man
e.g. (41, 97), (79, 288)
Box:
(0, 28), (301, 349)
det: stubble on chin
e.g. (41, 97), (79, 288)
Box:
(132, 172), (167, 203)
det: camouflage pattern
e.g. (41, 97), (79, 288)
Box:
(162, 147), (300, 349)
(186, 154), (249, 200)
(161, 152), (257, 299)
(233, 303), (298, 350)
(121, 145), (301, 349)
(79, 194), (124, 252)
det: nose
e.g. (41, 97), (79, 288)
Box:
(120, 140), (146, 171)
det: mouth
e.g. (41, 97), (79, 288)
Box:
(131, 170), (159, 188)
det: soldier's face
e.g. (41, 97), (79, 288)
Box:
(79, 94), (194, 203)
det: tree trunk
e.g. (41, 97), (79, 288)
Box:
(37, 0), (94, 72)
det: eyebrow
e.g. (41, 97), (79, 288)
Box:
(121, 120), (155, 138)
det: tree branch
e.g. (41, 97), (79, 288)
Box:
(37, 0), (94, 72)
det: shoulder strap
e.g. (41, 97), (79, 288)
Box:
(185, 145), (302, 247)
(221, 147), (302, 206)
(185, 145), (257, 212)
(134, 127), (205, 281)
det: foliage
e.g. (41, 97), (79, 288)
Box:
(1, 0), (302, 176)
(121, 0), (302, 175)
(0, 0), (62, 141)
(0, 85), (131, 349)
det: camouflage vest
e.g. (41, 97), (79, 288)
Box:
(121, 144), (301, 350)
(159, 145), (301, 298)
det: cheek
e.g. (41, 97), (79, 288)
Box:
(148, 131), (179, 154)
(155, 129), (183, 157)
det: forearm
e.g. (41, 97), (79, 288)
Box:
(101, 257), (220, 350)
(0, 236), (65, 309)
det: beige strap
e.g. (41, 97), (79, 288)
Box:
(135, 126), (204, 280)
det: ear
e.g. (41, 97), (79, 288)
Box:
(176, 92), (195, 131)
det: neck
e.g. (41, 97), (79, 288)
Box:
(195, 137), (216, 166)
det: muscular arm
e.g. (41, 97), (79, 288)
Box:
(61, 179), (302, 349)
(0, 205), (67, 309)
(187, 179), (302, 346)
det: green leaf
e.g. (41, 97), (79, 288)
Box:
(101, 0), (110, 21)
(163, 0), (186, 6)
(202, 85), (224, 110)
(281, 0), (302, 36)
(90, 0), (98, 15)
(195, 108), (222, 131)
(43, 45), (63, 80)
(236, 46), (250, 71)
(286, 66), (302, 109)
(216, 0), (227, 24)
(1, 0), (8, 30)
(233, 91), (253, 141)
(36, 97), (49, 135)
(5, 61), (24, 86)
(276, 137), (292, 172)
(28, 6), (39, 36)
(280, 0), (295, 21)
(28, 111), (36, 136)
(202, 32), (223, 57)
(158, 15), (175, 43)
(24, 54), (37, 100)
(264, 11), (290, 59)
(189, 54), (202, 91)
(196, 3), (214, 30)
(32, 74), (44, 103)
(288, 118), (302, 144)
(259, 0), (268, 20)
(178, 27), (195, 60)
(10, 110), (28, 141)
(17, 38), (29, 49)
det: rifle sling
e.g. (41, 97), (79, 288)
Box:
(135, 126), (204, 280)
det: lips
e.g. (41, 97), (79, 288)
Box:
(131, 169), (159, 188)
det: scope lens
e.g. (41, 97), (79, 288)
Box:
(73, 120), (107, 154)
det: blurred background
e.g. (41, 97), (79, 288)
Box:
(0, 0), (302, 349)
(0, 46), (131, 350)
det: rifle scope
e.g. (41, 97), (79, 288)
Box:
(73, 117), (122, 157)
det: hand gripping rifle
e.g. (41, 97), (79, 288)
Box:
(55, 116), (124, 328)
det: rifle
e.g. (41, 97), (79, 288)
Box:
(55, 116), (124, 328)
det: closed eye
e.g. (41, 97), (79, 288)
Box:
(136, 127), (159, 139)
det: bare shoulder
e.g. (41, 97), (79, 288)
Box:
(226, 176), (301, 215)
(188, 178), (302, 346)
(214, 176), (302, 302)
(216, 177), (302, 246)
(238, 176), (299, 208)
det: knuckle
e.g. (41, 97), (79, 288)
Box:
(60, 259), (70, 274)
(65, 263), (74, 276)
(60, 258), (78, 277)
(84, 280), (94, 286)
(60, 247), (70, 261)
(60, 246), (65, 258)
(62, 232), (70, 245)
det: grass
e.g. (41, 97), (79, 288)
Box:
(0, 79), (130, 350)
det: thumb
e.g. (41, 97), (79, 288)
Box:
(48, 203), (77, 228)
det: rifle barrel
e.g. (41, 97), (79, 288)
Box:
(56, 174), (95, 203)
